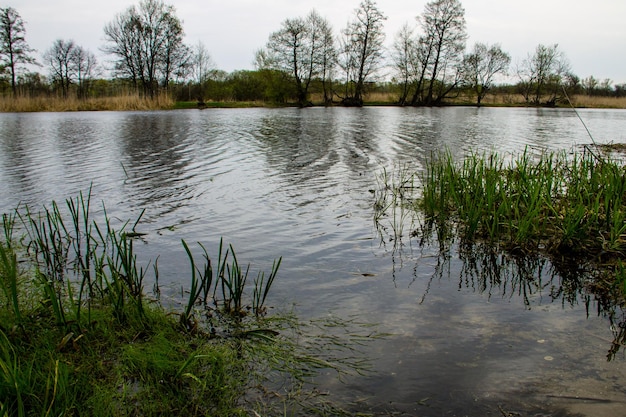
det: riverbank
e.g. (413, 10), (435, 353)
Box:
(0, 195), (368, 416)
(0, 94), (175, 112)
(2, 93), (626, 112)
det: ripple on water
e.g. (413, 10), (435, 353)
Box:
(1, 108), (626, 416)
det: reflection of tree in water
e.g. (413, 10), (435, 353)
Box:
(253, 108), (387, 185)
(375, 214), (626, 360)
(117, 113), (196, 220)
(0, 115), (46, 200)
(254, 111), (339, 183)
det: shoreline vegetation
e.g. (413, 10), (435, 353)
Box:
(0, 193), (373, 416)
(374, 145), (626, 360)
(3, 1), (625, 113)
(1, 92), (626, 113)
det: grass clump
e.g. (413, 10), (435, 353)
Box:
(0, 192), (373, 416)
(418, 147), (626, 259)
(374, 147), (626, 359)
(418, 147), (626, 357)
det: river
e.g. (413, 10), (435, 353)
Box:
(1, 106), (625, 416)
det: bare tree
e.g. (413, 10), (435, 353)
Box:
(308, 11), (336, 105)
(72, 46), (98, 99)
(339, 0), (386, 106)
(462, 42), (510, 106)
(44, 39), (76, 98)
(266, 16), (309, 105)
(192, 41), (214, 86)
(0, 7), (37, 97)
(517, 44), (570, 105)
(102, 0), (188, 98)
(44, 40), (98, 98)
(190, 41), (215, 102)
(391, 23), (417, 105)
(414, 0), (467, 105)
(393, 0), (466, 106)
(160, 21), (191, 89)
(263, 10), (335, 106)
(406, 33), (435, 106)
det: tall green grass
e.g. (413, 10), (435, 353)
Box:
(180, 238), (281, 332)
(374, 148), (626, 359)
(418, 147), (626, 259)
(417, 147), (626, 357)
(0, 194), (373, 416)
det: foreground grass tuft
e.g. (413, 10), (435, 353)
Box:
(0, 193), (374, 416)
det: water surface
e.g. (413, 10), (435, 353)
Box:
(1, 107), (625, 415)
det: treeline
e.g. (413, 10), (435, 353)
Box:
(9, 67), (626, 107)
(1, 0), (625, 108)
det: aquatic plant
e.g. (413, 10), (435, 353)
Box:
(418, 147), (626, 260)
(373, 163), (419, 245)
(374, 147), (626, 359)
(0, 193), (375, 416)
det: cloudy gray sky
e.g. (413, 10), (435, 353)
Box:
(13, 0), (626, 84)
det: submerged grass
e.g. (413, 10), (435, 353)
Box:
(374, 146), (626, 359)
(418, 147), (626, 261)
(0, 193), (375, 416)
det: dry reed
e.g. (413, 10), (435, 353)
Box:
(569, 95), (626, 109)
(462, 93), (626, 109)
(0, 94), (175, 112)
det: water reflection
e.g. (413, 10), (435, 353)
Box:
(117, 113), (198, 218)
(376, 207), (626, 360)
(253, 110), (341, 193)
(2, 108), (626, 415)
(457, 243), (585, 308)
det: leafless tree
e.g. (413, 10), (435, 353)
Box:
(72, 46), (98, 99)
(266, 16), (309, 105)
(517, 44), (570, 105)
(391, 23), (417, 105)
(44, 39), (75, 98)
(102, 0), (188, 98)
(44, 39), (98, 98)
(462, 42), (510, 106)
(190, 41), (215, 102)
(308, 11), (336, 105)
(262, 10), (335, 106)
(192, 41), (214, 86)
(0, 7), (37, 97)
(339, 0), (386, 106)
(414, 0), (467, 105)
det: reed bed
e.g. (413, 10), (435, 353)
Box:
(0, 193), (372, 416)
(448, 94), (626, 109)
(569, 95), (626, 109)
(0, 94), (175, 112)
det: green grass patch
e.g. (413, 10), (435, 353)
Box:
(0, 192), (377, 416)
(418, 147), (626, 260)
(374, 147), (626, 359)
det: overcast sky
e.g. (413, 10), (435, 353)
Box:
(13, 0), (626, 84)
